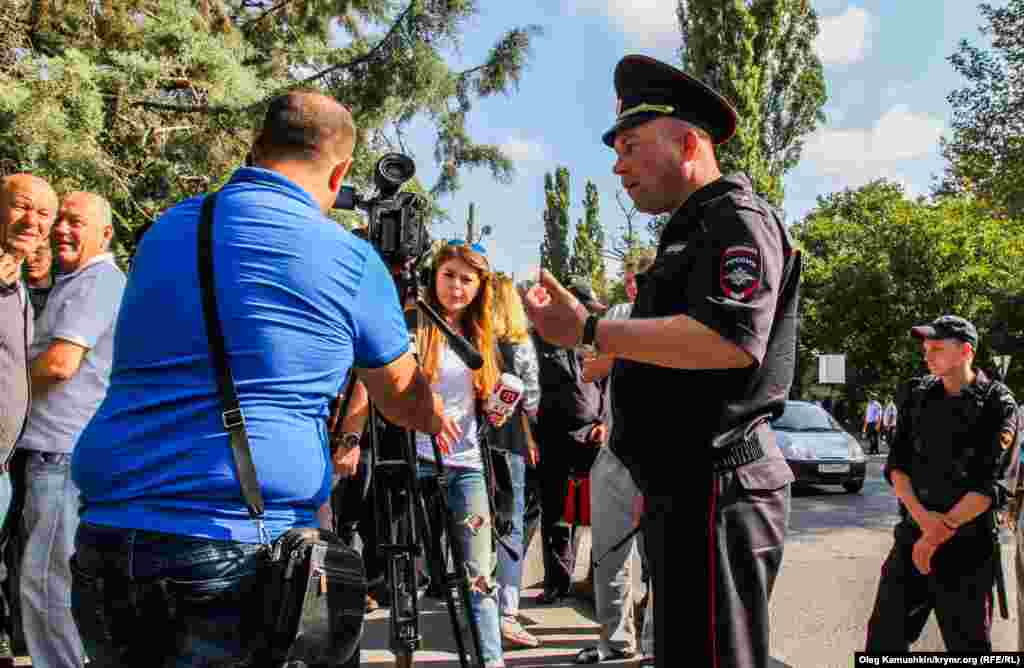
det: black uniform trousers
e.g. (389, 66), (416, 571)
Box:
(865, 534), (994, 653)
(645, 470), (789, 668)
(538, 453), (577, 595)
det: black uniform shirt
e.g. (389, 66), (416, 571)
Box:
(608, 173), (798, 495)
(886, 371), (1018, 520)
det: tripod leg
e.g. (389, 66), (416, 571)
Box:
(416, 482), (475, 668)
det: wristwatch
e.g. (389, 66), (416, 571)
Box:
(576, 313), (600, 356)
(333, 432), (361, 452)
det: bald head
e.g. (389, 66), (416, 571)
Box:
(250, 91), (357, 214)
(254, 91), (356, 166)
(0, 173), (58, 260)
(53, 191), (114, 273)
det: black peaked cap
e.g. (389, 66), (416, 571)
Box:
(602, 54), (738, 147)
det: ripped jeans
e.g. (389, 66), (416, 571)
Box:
(418, 462), (502, 666)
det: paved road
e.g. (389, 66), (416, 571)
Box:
(769, 456), (1019, 667)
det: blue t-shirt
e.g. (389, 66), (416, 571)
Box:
(72, 168), (409, 542)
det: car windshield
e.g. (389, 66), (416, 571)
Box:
(772, 403), (838, 432)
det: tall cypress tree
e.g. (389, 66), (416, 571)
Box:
(540, 167), (571, 284)
(677, 0), (826, 205)
(570, 180), (607, 299)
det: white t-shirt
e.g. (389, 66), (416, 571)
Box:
(865, 400), (883, 424)
(416, 343), (482, 469)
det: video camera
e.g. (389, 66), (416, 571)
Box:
(334, 153), (431, 266)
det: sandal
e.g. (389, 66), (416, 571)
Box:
(501, 617), (540, 649)
(574, 646), (634, 664)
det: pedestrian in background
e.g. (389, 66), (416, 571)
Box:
(863, 395), (883, 455)
(490, 273), (542, 651)
(20, 191), (125, 668)
(0, 174), (57, 667)
(577, 247), (656, 664)
(23, 242), (52, 318)
(882, 397), (898, 447)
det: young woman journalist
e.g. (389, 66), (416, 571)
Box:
(414, 240), (505, 667)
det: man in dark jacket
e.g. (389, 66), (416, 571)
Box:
(534, 278), (608, 604)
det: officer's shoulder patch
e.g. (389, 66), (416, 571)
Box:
(720, 245), (761, 301)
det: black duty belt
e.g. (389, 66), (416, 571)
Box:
(711, 416), (769, 473)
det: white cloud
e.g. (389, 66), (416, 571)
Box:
(569, 0), (678, 48)
(801, 104), (944, 185)
(499, 137), (549, 163)
(814, 6), (872, 66)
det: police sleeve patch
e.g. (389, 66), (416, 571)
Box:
(720, 245), (761, 300)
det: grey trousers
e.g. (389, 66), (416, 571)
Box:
(590, 447), (651, 656)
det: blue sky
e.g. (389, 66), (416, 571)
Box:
(393, 0), (996, 283)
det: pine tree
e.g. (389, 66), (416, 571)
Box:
(0, 0), (543, 264)
(539, 167), (571, 284)
(677, 0), (827, 205)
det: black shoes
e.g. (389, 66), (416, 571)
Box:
(535, 587), (569, 605)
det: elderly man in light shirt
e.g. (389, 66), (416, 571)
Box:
(18, 192), (125, 668)
(579, 247), (656, 664)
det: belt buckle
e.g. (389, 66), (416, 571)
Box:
(222, 408), (245, 430)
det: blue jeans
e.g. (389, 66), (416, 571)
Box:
(418, 463), (502, 665)
(21, 451), (82, 668)
(70, 522), (266, 667)
(494, 452), (526, 617)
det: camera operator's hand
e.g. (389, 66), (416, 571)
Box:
(523, 270), (589, 349)
(435, 413), (461, 455)
(333, 444), (361, 478)
(359, 352), (462, 452)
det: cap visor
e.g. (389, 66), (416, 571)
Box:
(910, 325), (936, 340)
(602, 112), (663, 147)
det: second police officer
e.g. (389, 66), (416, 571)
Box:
(866, 316), (1018, 653)
(524, 54), (801, 668)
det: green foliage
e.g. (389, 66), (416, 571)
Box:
(569, 180), (607, 299)
(540, 166), (571, 284)
(677, 0), (827, 205)
(792, 180), (1024, 399)
(0, 0), (542, 264)
(939, 0), (1024, 217)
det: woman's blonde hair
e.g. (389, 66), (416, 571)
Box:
(492, 274), (530, 344)
(417, 244), (501, 400)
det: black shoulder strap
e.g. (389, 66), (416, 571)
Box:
(197, 194), (265, 521)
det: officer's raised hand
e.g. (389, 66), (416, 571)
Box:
(524, 270), (589, 349)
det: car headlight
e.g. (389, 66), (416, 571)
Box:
(777, 433), (817, 460)
(848, 437), (866, 461)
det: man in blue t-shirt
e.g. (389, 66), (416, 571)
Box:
(69, 91), (458, 666)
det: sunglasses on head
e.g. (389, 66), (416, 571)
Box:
(446, 239), (488, 256)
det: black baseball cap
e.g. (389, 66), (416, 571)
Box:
(602, 54), (738, 148)
(568, 277), (606, 312)
(910, 315), (978, 347)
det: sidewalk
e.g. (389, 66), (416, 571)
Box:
(361, 527), (646, 666)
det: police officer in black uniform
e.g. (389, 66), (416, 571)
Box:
(524, 55), (799, 668)
(866, 315), (1018, 653)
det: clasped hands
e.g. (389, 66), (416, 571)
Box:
(911, 511), (957, 575)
